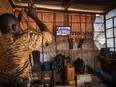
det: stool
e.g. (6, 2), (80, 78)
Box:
(85, 82), (109, 87)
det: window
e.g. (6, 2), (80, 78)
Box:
(94, 15), (105, 50)
(106, 9), (116, 51)
(106, 29), (113, 38)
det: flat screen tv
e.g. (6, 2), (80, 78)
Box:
(56, 26), (71, 36)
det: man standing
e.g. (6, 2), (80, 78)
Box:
(0, 3), (52, 87)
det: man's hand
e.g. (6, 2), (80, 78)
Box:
(25, 1), (51, 33)
(25, 2), (37, 19)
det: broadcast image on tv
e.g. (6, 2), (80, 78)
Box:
(56, 26), (71, 36)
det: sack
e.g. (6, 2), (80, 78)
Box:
(74, 58), (85, 74)
(42, 62), (51, 71)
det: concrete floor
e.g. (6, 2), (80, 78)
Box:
(32, 74), (103, 87)
(54, 86), (76, 87)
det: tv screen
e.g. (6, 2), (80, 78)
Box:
(56, 26), (71, 36)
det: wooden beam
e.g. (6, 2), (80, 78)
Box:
(104, 6), (116, 15)
(65, 0), (73, 10)
(9, 0), (105, 14)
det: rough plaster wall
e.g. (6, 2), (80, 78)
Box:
(38, 40), (100, 70)
(33, 12), (99, 70)
(0, 0), (12, 14)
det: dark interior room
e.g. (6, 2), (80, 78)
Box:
(0, 0), (116, 87)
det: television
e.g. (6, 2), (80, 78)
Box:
(56, 26), (71, 36)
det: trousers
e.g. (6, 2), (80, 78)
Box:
(92, 69), (116, 87)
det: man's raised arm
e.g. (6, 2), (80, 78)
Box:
(25, 2), (51, 33)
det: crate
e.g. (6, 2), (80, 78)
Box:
(42, 71), (52, 84)
(54, 81), (62, 86)
(32, 71), (41, 81)
(53, 70), (61, 81)
(53, 70), (62, 85)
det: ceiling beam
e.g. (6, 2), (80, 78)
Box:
(104, 6), (116, 15)
(9, 0), (105, 14)
(64, 0), (73, 10)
